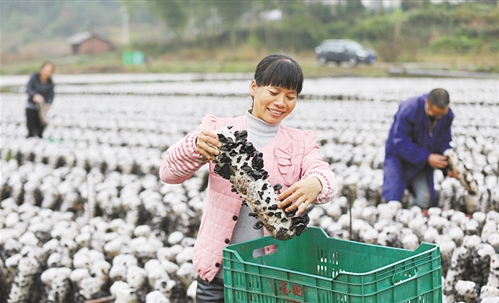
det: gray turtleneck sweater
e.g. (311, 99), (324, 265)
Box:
(215, 109), (280, 278)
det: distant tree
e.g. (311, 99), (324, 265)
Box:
(345, 0), (365, 16)
(263, 10), (323, 52)
(187, 2), (218, 38)
(211, 0), (253, 47)
(148, 0), (188, 37)
(308, 2), (334, 24)
(401, 0), (419, 11)
(333, 0), (365, 22)
(278, 0), (307, 17)
(1, 1), (121, 38)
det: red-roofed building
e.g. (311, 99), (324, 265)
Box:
(67, 32), (113, 55)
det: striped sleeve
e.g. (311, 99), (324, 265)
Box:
(300, 129), (338, 204)
(159, 129), (208, 184)
(302, 169), (338, 204)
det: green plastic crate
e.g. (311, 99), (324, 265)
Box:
(223, 227), (442, 303)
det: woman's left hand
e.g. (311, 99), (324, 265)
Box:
(277, 177), (322, 216)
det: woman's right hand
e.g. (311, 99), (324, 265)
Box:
(196, 129), (221, 161)
(33, 94), (42, 103)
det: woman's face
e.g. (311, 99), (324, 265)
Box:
(40, 64), (55, 82)
(250, 80), (297, 125)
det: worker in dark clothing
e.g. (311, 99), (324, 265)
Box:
(25, 61), (55, 138)
(382, 88), (458, 210)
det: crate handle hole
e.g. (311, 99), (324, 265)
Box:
(252, 244), (279, 258)
(392, 268), (417, 285)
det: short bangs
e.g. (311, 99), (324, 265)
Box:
(254, 56), (303, 95)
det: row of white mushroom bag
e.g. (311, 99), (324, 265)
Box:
(1, 137), (498, 302)
(1, 76), (498, 302)
(1, 198), (200, 303)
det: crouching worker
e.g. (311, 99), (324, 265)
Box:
(382, 88), (458, 212)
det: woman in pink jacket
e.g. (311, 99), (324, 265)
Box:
(159, 54), (338, 302)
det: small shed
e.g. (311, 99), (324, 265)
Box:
(67, 32), (113, 55)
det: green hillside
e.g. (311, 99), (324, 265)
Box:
(1, 0), (498, 75)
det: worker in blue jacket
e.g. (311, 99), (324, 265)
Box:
(382, 88), (458, 210)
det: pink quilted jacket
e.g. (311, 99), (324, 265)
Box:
(159, 114), (338, 282)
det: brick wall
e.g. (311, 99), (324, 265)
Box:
(78, 37), (111, 54)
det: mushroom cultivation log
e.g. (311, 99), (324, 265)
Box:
(213, 126), (309, 240)
(444, 149), (479, 195)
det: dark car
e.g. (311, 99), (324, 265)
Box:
(315, 39), (377, 66)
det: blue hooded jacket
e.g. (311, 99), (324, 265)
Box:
(382, 94), (453, 205)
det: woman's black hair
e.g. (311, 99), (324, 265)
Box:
(41, 61), (55, 70)
(253, 54), (303, 95)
